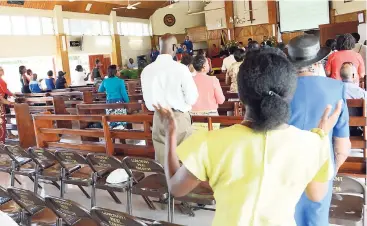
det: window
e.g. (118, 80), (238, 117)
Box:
(11, 16), (27, 35)
(69, 19), (83, 35)
(117, 21), (151, 36)
(41, 17), (54, 35)
(63, 19), (70, 35)
(26, 17), (41, 35)
(101, 21), (110, 35)
(0, 16), (11, 35)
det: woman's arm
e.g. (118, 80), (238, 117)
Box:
(99, 69), (105, 79)
(0, 96), (14, 105)
(98, 80), (105, 92)
(154, 105), (201, 197)
(120, 81), (130, 103)
(213, 78), (225, 104)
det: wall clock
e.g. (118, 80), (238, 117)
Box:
(164, 14), (176, 27)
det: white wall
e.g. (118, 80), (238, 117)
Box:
(332, 0), (366, 15)
(204, 1), (226, 30)
(68, 36), (112, 55)
(150, 0), (205, 35)
(234, 0), (269, 27)
(120, 36), (151, 64)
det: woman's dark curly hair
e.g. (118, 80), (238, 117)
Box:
(336, 33), (355, 51)
(325, 39), (337, 51)
(180, 54), (193, 67)
(108, 64), (117, 78)
(238, 48), (297, 132)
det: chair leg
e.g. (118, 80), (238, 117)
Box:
(78, 185), (91, 199)
(33, 174), (39, 194)
(9, 173), (21, 185)
(28, 176), (42, 189)
(51, 181), (61, 190)
(107, 191), (121, 204)
(171, 196), (175, 223)
(10, 161), (15, 187)
(91, 185), (96, 208)
(56, 218), (63, 226)
(142, 196), (156, 210)
(60, 181), (65, 198)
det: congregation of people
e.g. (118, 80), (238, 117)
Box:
(0, 29), (365, 225)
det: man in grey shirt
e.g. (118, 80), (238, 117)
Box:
(341, 62), (366, 100)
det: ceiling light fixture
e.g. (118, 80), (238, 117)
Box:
(85, 3), (92, 11)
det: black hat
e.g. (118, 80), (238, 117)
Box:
(58, 71), (66, 77)
(288, 34), (331, 68)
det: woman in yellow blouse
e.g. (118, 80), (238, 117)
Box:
(153, 48), (342, 226)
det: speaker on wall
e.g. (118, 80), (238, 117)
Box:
(7, 0), (25, 5)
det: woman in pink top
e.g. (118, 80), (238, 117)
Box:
(191, 55), (225, 119)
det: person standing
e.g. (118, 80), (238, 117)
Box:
(183, 36), (193, 55)
(45, 70), (55, 91)
(141, 33), (198, 165)
(221, 46), (237, 72)
(226, 48), (245, 93)
(71, 65), (88, 86)
(326, 33), (365, 82)
(92, 59), (104, 87)
(153, 48), (340, 226)
(98, 65), (129, 130)
(0, 66), (15, 143)
(150, 46), (160, 62)
(288, 34), (351, 226)
(191, 55), (224, 132)
(19, 66), (31, 93)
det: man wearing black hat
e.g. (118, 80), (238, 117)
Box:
(288, 34), (351, 226)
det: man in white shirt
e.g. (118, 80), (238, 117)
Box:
(127, 58), (138, 69)
(221, 46), (237, 72)
(352, 32), (366, 74)
(141, 33), (198, 164)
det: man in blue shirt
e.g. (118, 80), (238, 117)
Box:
(150, 46), (160, 62)
(183, 36), (193, 55)
(288, 35), (351, 226)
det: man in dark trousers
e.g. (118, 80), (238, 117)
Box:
(288, 34), (351, 226)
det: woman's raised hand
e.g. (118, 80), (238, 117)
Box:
(318, 100), (343, 134)
(153, 104), (177, 134)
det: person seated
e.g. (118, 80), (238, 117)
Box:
(191, 54), (225, 119)
(182, 44), (189, 54)
(341, 62), (364, 135)
(29, 73), (42, 93)
(221, 46), (237, 72)
(226, 48), (245, 93)
(127, 58), (137, 69)
(180, 54), (195, 74)
(219, 44), (228, 58)
(26, 69), (32, 82)
(56, 71), (67, 89)
(98, 65), (130, 130)
(176, 44), (184, 54)
(72, 65), (88, 86)
(210, 44), (220, 58)
(45, 70), (55, 91)
(154, 48), (339, 226)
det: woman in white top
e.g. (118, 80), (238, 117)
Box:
(71, 65), (88, 86)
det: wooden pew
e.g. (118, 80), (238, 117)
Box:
(339, 99), (367, 179)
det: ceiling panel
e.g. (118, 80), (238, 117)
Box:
(0, 0), (169, 19)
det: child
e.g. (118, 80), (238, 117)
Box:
(29, 73), (42, 93)
(56, 71), (67, 89)
(45, 70), (55, 91)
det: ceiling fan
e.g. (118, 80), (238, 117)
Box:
(112, 0), (141, 10)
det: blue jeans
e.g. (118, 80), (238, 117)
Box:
(294, 180), (333, 226)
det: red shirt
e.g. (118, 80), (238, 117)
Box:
(325, 50), (366, 80)
(0, 78), (11, 97)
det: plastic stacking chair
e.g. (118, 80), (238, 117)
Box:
(7, 187), (58, 226)
(0, 186), (21, 223)
(86, 153), (137, 207)
(4, 145), (42, 192)
(91, 206), (184, 226)
(122, 157), (170, 220)
(54, 150), (93, 198)
(329, 175), (366, 226)
(0, 144), (22, 185)
(45, 196), (98, 226)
